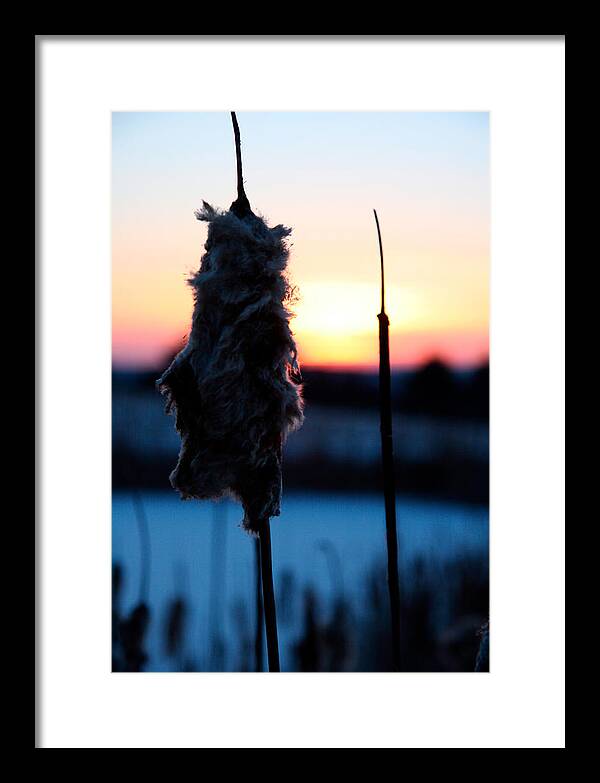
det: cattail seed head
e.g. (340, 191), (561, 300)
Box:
(158, 203), (303, 533)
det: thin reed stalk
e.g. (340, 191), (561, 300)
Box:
(208, 502), (227, 670)
(258, 519), (280, 672)
(373, 209), (401, 671)
(230, 111), (252, 217)
(132, 489), (151, 604)
(254, 538), (264, 672)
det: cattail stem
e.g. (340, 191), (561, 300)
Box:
(374, 209), (401, 672)
(254, 538), (264, 672)
(230, 111), (252, 216)
(258, 520), (280, 672)
(231, 111), (244, 200)
(231, 110), (277, 672)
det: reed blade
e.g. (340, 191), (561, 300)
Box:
(374, 209), (401, 671)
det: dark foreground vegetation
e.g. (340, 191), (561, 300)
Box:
(112, 359), (489, 673)
(112, 551), (489, 673)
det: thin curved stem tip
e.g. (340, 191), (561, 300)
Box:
(230, 112), (252, 217)
(231, 111), (245, 201)
(373, 209), (385, 315)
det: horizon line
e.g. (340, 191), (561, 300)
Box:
(112, 355), (489, 375)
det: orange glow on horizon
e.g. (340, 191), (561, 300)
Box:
(113, 274), (488, 370)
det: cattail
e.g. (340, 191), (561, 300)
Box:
(374, 209), (401, 671)
(158, 112), (303, 671)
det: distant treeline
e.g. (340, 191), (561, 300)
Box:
(302, 360), (488, 420)
(113, 446), (489, 505)
(113, 359), (489, 422)
(113, 359), (489, 503)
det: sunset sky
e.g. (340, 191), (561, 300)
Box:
(112, 112), (489, 370)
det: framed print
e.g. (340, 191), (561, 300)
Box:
(37, 35), (565, 749)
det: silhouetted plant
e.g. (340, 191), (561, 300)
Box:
(373, 209), (401, 671)
(115, 494), (153, 672)
(113, 545), (487, 673)
(132, 490), (151, 604)
(475, 621), (489, 672)
(358, 566), (394, 672)
(157, 112), (304, 672)
(294, 588), (321, 672)
(276, 569), (297, 627)
(164, 597), (187, 660)
(112, 562), (124, 671)
(208, 503), (227, 671)
(254, 538), (264, 672)
(317, 539), (344, 596)
(290, 585), (352, 672)
(402, 557), (437, 671)
(120, 602), (150, 672)
(354, 554), (488, 672)
(323, 598), (353, 672)
(231, 599), (252, 673)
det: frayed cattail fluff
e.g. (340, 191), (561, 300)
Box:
(158, 202), (304, 534)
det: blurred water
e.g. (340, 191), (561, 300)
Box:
(112, 490), (488, 672)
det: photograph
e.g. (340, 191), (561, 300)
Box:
(111, 110), (490, 673)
